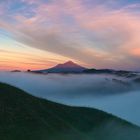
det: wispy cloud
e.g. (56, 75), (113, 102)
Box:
(0, 0), (140, 70)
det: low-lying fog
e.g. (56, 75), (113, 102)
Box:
(0, 72), (140, 126)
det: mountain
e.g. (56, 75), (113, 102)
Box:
(83, 68), (115, 74)
(34, 61), (86, 73)
(0, 82), (140, 140)
(11, 70), (21, 72)
(83, 69), (138, 78)
(31, 61), (139, 75)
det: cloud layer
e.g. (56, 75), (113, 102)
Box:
(0, 0), (140, 70)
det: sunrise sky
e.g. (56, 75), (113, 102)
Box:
(0, 0), (140, 71)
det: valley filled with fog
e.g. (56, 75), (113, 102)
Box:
(0, 72), (140, 126)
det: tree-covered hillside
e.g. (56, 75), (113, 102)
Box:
(0, 82), (140, 140)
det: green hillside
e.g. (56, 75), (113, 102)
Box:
(0, 82), (140, 140)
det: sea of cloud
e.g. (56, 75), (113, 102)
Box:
(0, 72), (140, 126)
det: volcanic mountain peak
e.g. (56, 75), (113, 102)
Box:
(64, 60), (75, 65)
(55, 61), (84, 68)
(34, 61), (86, 73)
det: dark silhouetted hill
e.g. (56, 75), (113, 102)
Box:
(0, 82), (140, 140)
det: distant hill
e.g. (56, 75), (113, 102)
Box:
(83, 69), (115, 74)
(11, 70), (21, 72)
(33, 61), (86, 73)
(83, 69), (138, 78)
(0, 82), (140, 140)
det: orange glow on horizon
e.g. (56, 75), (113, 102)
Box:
(131, 48), (140, 56)
(0, 44), (74, 71)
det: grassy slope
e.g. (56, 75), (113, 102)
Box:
(0, 82), (140, 140)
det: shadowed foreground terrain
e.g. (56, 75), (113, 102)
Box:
(0, 83), (140, 140)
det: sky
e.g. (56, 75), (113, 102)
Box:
(0, 0), (140, 71)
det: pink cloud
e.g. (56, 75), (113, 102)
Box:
(0, 0), (140, 70)
(21, 0), (41, 5)
(65, 2), (140, 58)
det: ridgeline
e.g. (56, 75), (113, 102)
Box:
(0, 82), (140, 140)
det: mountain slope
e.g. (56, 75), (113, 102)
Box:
(0, 82), (140, 140)
(83, 69), (138, 78)
(34, 61), (86, 73)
